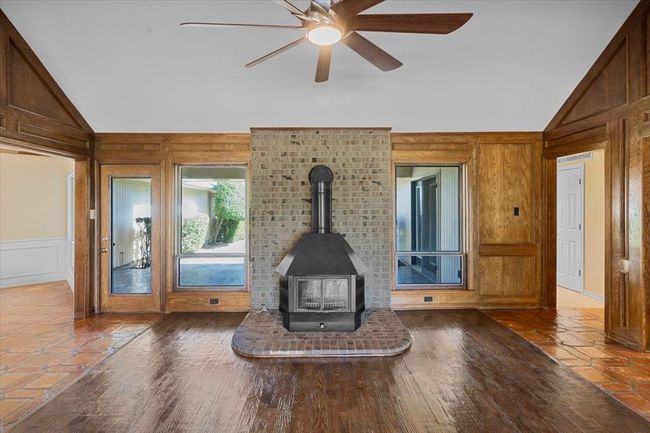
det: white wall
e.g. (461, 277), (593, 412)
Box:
(0, 153), (74, 288)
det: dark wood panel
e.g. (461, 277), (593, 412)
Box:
(10, 311), (650, 433)
(0, 11), (92, 157)
(545, 124), (608, 149)
(7, 40), (78, 126)
(478, 142), (535, 244)
(560, 39), (628, 126)
(478, 256), (536, 297)
(478, 243), (537, 256)
(646, 11), (650, 96)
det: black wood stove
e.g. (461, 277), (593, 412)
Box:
(275, 165), (367, 332)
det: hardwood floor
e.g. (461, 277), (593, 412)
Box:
(0, 282), (160, 429)
(9, 310), (649, 433)
(487, 307), (650, 420)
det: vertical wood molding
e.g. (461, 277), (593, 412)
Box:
(74, 159), (91, 319)
(619, 118), (629, 260)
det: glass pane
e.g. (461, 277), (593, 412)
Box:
(323, 279), (348, 311)
(396, 255), (463, 285)
(395, 166), (461, 252)
(111, 178), (152, 294)
(297, 279), (322, 311)
(180, 166), (246, 255)
(178, 166), (247, 288)
(178, 257), (245, 287)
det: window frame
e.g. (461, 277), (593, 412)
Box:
(173, 164), (248, 291)
(394, 164), (466, 289)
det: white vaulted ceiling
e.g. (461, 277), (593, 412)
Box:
(0, 0), (639, 132)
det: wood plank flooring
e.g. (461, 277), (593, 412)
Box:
(487, 307), (650, 420)
(9, 310), (650, 433)
(0, 282), (160, 429)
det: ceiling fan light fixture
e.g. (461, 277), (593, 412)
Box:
(307, 25), (342, 46)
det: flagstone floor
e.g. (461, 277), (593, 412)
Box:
(0, 282), (160, 430)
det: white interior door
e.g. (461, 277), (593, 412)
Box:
(557, 165), (584, 292)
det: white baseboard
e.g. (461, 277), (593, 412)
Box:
(583, 290), (604, 302)
(0, 238), (70, 289)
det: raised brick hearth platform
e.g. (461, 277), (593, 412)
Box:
(231, 309), (412, 358)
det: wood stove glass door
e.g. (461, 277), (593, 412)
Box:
(322, 278), (348, 311)
(297, 279), (322, 311)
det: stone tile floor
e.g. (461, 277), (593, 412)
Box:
(486, 307), (650, 421)
(0, 282), (161, 430)
(232, 310), (412, 358)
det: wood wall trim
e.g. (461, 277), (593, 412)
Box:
(546, 2), (648, 131)
(95, 133), (251, 313)
(165, 291), (250, 313)
(250, 127), (392, 132)
(391, 289), (539, 310)
(0, 11), (93, 157)
(478, 243), (537, 257)
(0, 12), (95, 318)
(390, 131), (543, 310)
(544, 0), (649, 351)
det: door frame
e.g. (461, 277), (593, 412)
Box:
(556, 163), (585, 293)
(542, 139), (610, 331)
(0, 140), (93, 319)
(99, 164), (162, 313)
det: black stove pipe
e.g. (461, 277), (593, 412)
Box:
(308, 165), (333, 234)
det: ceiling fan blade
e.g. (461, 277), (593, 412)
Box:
(331, 0), (383, 17)
(349, 13), (473, 34)
(273, 0), (307, 16)
(312, 0), (331, 12)
(245, 37), (306, 68)
(315, 45), (332, 82)
(180, 22), (303, 30)
(342, 31), (402, 72)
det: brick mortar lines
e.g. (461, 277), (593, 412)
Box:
(250, 129), (391, 309)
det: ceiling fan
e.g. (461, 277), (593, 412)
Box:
(180, 0), (472, 83)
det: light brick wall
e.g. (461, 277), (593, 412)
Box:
(250, 129), (391, 309)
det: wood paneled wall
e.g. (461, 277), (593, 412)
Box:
(0, 11), (92, 158)
(0, 11), (95, 319)
(94, 133), (251, 313)
(390, 132), (543, 310)
(544, 0), (650, 350)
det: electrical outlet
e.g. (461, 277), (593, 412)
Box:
(513, 207), (520, 216)
(209, 298), (219, 305)
(424, 296), (433, 303)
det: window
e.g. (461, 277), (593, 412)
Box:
(395, 165), (464, 287)
(176, 166), (247, 289)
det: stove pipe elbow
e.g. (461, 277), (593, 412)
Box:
(309, 165), (333, 234)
